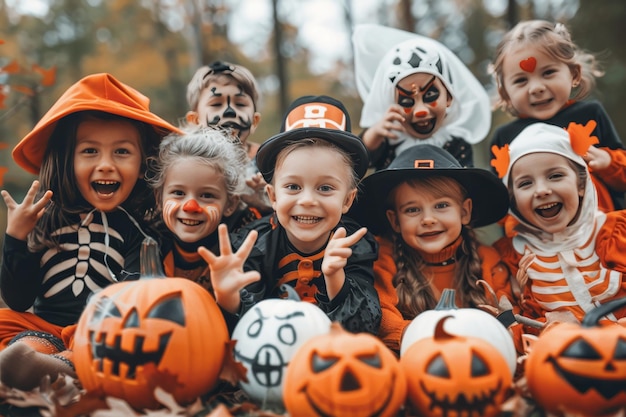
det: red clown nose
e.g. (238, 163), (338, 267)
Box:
(182, 199), (203, 213)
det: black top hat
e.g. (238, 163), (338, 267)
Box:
(255, 95), (369, 182)
(349, 144), (509, 235)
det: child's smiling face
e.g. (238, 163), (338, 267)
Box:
(501, 43), (578, 120)
(161, 158), (238, 243)
(266, 145), (357, 254)
(510, 152), (583, 234)
(73, 118), (143, 212)
(395, 72), (452, 139)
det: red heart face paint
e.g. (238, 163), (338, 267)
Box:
(519, 57), (537, 73)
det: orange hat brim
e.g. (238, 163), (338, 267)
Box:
(12, 73), (181, 174)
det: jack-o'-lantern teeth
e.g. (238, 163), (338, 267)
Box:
(92, 180), (120, 194)
(235, 344), (287, 387)
(546, 356), (626, 399)
(294, 216), (321, 224)
(420, 379), (503, 415)
(88, 330), (171, 379)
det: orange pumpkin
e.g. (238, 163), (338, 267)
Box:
(525, 296), (626, 416)
(400, 315), (512, 417)
(73, 237), (229, 410)
(283, 322), (406, 417)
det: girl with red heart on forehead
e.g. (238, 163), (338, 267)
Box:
(489, 19), (626, 214)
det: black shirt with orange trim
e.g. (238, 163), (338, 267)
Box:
(230, 214), (382, 335)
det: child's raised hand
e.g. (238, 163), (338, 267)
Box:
(1, 180), (53, 240)
(198, 223), (260, 314)
(583, 146), (611, 171)
(362, 106), (406, 150)
(241, 171), (271, 211)
(322, 226), (368, 300)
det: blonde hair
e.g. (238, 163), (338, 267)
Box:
(388, 176), (488, 317)
(147, 125), (249, 210)
(490, 20), (604, 115)
(186, 61), (260, 112)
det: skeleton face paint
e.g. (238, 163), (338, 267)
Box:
(195, 79), (257, 143)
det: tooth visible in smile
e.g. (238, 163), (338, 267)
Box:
(537, 202), (558, 210)
(92, 180), (120, 194)
(294, 216), (321, 224)
(179, 219), (203, 226)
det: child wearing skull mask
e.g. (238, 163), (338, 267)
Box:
(352, 24), (491, 169)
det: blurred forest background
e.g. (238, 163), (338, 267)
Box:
(0, 0), (625, 246)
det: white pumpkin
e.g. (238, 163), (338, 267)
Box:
(232, 285), (332, 409)
(400, 288), (517, 375)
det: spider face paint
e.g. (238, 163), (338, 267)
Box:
(195, 79), (257, 142)
(395, 73), (450, 138)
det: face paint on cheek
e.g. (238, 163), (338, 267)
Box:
(206, 115), (221, 126)
(519, 57), (537, 73)
(202, 204), (222, 232)
(162, 199), (181, 232)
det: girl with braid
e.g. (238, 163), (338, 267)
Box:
(349, 144), (515, 354)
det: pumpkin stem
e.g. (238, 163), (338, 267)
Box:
(435, 288), (458, 311)
(140, 237), (166, 279)
(434, 316), (457, 341)
(581, 296), (626, 327)
(279, 284), (302, 301)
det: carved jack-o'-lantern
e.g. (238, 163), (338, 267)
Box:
(400, 288), (517, 375)
(525, 297), (626, 417)
(73, 238), (229, 410)
(283, 322), (407, 417)
(232, 285), (331, 408)
(400, 315), (512, 417)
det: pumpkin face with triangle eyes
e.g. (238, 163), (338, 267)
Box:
(400, 316), (512, 417)
(283, 323), (406, 417)
(73, 277), (229, 410)
(525, 297), (626, 416)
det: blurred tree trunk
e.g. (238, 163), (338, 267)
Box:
(506, 0), (519, 27)
(398, 0), (415, 32)
(272, 0), (289, 116)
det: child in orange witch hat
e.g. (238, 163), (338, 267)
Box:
(0, 73), (179, 390)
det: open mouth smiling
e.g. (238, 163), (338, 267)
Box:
(535, 202), (562, 218)
(410, 118), (436, 135)
(531, 98), (553, 107)
(92, 180), (120, 195)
